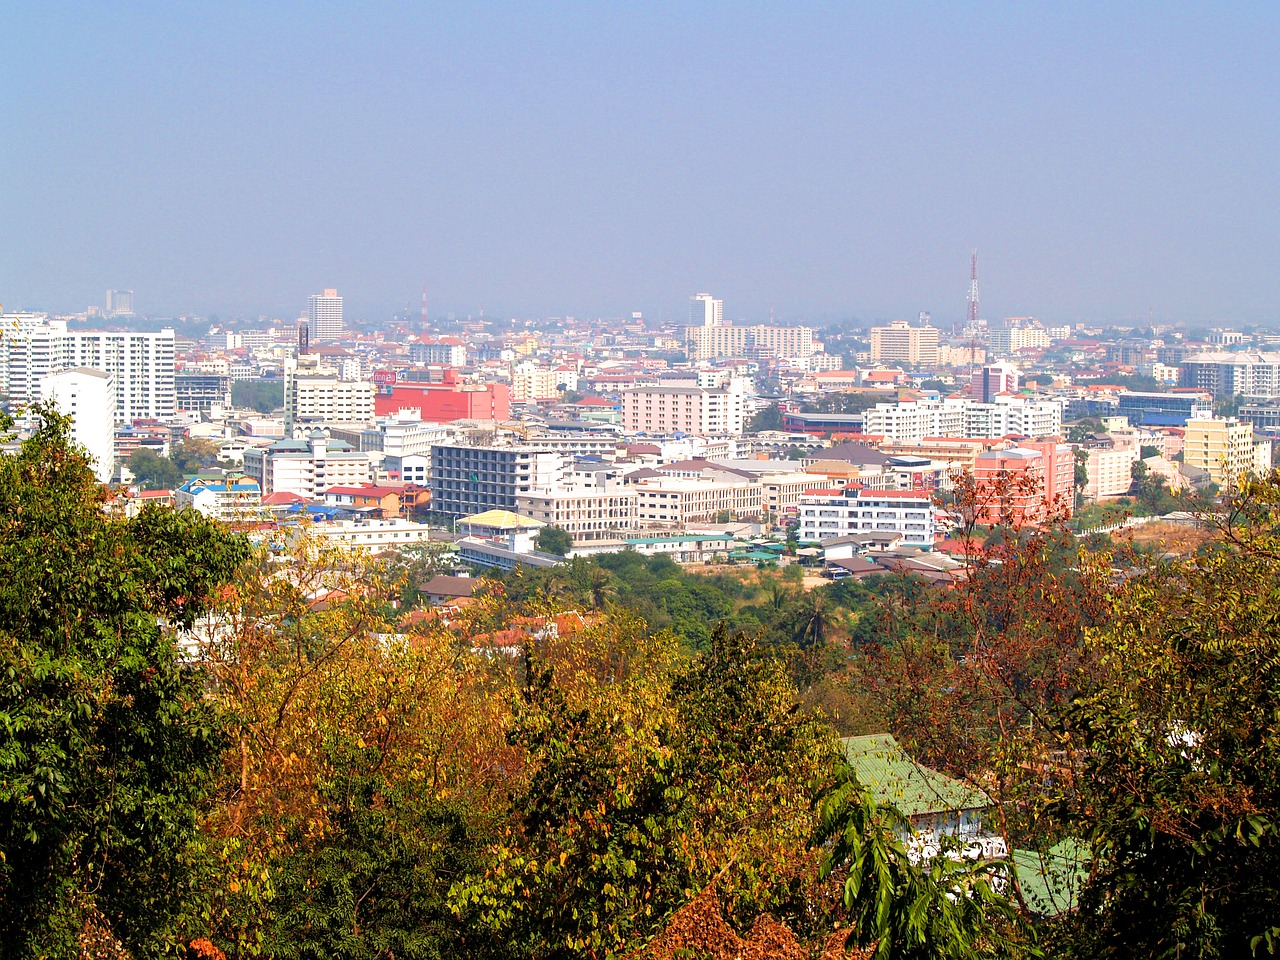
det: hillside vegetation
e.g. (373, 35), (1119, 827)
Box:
(3, 411), (1280, 960)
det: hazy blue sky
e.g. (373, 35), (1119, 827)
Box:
(2, 2), (1277, 326)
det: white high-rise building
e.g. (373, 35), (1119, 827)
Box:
(690, 293), (724, 328)
(40, 367), (117, 483)
(309, 288), (344, 342)
(4, 318), (175, 424)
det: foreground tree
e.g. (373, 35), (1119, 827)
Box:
(0, 409), (251, 958)
(813, 765), (1027, 960)
(191, 537), (515, 959)
(1055, 474), (1280, 958)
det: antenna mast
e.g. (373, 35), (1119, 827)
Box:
(420, 286), (428, 330)
(966, 250), (980, 387)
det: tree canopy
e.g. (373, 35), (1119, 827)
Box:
(0, 408), (251, 958)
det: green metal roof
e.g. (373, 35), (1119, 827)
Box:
(842, 734), (988, 818)
(1011, 840), (1088, 916)
(733, 550), (779, 561)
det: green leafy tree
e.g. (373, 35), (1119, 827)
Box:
(231, 378), (285, 414)
(813, 765), (1026, 960)
(749, 403), (785, 432)
(1074, 448), (1089, 508)
(1213, 392), (1243, 417)
(535, 524), (572, 557)
(262, 768), (490, 960)
(128, 447), (185, 490)
(1054, 475), (1280, 958)
(170, 437), (222, 473)
(0, 408), (251, 958)
(669, 627), (838, 932)
(1065, 419), (1104, 443)
(451, 637), (688, 959)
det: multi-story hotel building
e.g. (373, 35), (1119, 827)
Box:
(429, 443), (569, 518)
(242, 434), (373, 498)
(1183, 416), (1271, 489)
(516, 489), (639, 540)
(685, 324), (816, 360)
(633, 477), (763, 526)
(970, 440), (1074, 526)
(620, 380), (749, 436)
(4, 317), (175, 423)
(290, 374), (375, 425)
(862, 396), (1062, 444)
(1179, 352), (1280, 398)
(511, 364), (562, 402)
(40, 367), (117, 483)
(308, 289), (344, 343)
(869, 320), (939, 366)
(409, 337), (467, 366)
(797, 487), (937, 548)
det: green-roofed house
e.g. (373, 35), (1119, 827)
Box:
(844, 734), (1084, 915)
(843, 734), (992, 840)
(1010, 840), (1087, 917)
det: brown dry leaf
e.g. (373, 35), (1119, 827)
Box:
(634, 885), (875, 960)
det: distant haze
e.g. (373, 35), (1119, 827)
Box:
(2, 2), (1277, 326)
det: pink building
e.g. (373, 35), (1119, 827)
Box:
(971, 439), (1073, 527)
(971, 362), (1020, 403)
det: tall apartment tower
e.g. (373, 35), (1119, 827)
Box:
(105, 290), (134, 316)
(40, 368), (117, 483)
(869, 319), (938, 366)
(308, 288), (344, 342)
(972, 361), (1021, 402)
(3, 318), (175, 423)
(690, 293), (723, 328)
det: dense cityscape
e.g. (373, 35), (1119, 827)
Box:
(4, 274), (1275, 558)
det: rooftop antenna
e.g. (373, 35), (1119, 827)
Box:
(966, 250), (980, 386)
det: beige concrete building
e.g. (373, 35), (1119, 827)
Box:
(936, 343), (987, 368)
(686, 324), (816, 360)
(869, 320), (939, 366)
(621, 381), (749, 435)
(516, 489), (639, 540)
(1183, 416), (1268, 489)
(242, 435), (374, 498)
(290, 374), (375, 424)
(759, 471), (828, 520)
(633, 477), (763, 526)
(510, 364), (561, 402)
(1081, 445), (1139, 501)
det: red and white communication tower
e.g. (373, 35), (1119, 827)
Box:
(420, 286), (428, 330)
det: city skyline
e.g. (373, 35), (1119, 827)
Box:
(3, 3), (1278, 325)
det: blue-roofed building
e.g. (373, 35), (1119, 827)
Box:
(174, 475), (263, 523)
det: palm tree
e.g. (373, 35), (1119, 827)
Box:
(587, 567), (617, 611)
(766, 578), (795, 614)
(793, 589), (831, 650)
